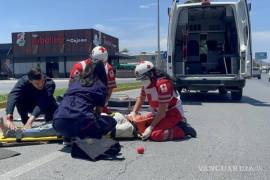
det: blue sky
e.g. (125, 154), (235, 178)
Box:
(0, 0), (269, 59)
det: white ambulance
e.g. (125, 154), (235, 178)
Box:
(167, 0), (252, 100)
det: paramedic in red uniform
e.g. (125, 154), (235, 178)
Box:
(69, 46), (116, 113)
(129, 61), (196, 141)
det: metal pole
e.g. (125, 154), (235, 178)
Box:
(157, 0), (161, 68)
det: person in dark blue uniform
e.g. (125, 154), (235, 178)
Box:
(4, 67), (58, 130)
(53, 60), (116, 139)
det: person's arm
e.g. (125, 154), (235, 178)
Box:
(26, 78), (56, 128)
(105, 88), (113, 105)
(149, 102), (168, 127)
(94, 82), (108, 116)
(5, 77), (27, 130)
(127, 87), (146, 119)
(105, 64), (117, 105)
(6, 77), (26, 116)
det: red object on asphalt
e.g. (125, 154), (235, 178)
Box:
(137, 146), (145, 154)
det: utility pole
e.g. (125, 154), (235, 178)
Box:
(157, 0), (161, 68)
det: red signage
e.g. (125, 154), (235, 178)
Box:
(32, 36), (64, 45)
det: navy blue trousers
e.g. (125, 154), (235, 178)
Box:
(53, 115), (116, 139)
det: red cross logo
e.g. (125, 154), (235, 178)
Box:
(99, 47), (106, 53)
(160, 84), (168, 93)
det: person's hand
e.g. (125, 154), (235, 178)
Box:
(6, 119), (17, 131)
(23, 122), (33, 129)
(126, 111), (137, 121)
(141, 126), (154, 141)
(6, 114), (17, 130)
(23, 116), (35, 129)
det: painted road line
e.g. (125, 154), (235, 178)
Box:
(0, 151), (64, 180)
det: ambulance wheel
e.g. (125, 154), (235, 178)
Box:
(231, 89), (242, 101)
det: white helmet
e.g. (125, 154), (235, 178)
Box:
(134, 61), (154, 80)
(91, 46), (108, 62)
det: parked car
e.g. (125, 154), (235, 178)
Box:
(252, 67), (261, 79)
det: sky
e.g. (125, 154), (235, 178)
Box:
(0, 0), (269, 59)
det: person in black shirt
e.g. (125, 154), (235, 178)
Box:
(4, 67), (58, 130)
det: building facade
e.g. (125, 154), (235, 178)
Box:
(11, 29), (119, 78)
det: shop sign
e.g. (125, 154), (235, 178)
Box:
(32, 36), (64, 45)
(66, 38), (87, 43)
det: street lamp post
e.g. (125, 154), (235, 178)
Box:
(157, 0), (161, 68)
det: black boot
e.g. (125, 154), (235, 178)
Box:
(178, 121), (197, 138)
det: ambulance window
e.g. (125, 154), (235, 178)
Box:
(243, 26), (248, 46)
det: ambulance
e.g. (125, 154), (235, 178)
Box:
(167, 0), (252, 100)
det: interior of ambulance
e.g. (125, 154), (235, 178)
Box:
(174, 5), (240, 76)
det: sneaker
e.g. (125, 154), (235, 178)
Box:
(178, 121), (197, 138)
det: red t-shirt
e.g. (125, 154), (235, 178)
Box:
(69, 58), (92, 79)
(140, 77), (178, 111)
(105, 63), (117, 89)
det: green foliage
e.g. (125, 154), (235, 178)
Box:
(0, 95), (7, 102)
(53, 88), (67, 97)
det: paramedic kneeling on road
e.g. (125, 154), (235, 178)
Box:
(69, 46), (117, 113)
(129, 61), (196, 141)
(53, 60), (116, 139)
(5, 67), (58, 130)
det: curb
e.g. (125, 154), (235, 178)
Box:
(0, 87), (140, 110)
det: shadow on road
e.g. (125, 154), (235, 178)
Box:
(181, 92), (270, 107)
(59, 144), (125, 162)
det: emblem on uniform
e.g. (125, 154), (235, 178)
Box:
(160, 84), (168, 93)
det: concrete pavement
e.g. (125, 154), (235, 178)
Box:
(0, 75), (270, 180)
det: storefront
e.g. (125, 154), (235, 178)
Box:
(0, 44), (13, 79)
(12, 29), (119, 78)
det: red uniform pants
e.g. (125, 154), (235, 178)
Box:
(150, 108), (185, 141)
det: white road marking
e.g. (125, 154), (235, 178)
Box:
(0, 151), (64, 180)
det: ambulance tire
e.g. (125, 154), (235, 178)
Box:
(231, 89), (242, 101)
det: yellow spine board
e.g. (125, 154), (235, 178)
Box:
(0, 136), (62, 143)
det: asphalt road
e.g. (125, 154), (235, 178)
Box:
(0, 74), (270, 180)
(0, 78), (137, 94)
